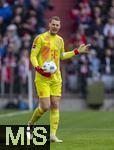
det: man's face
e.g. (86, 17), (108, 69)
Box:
(49, 19), (61, 35)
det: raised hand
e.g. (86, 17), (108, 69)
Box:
(78, 44), (91, 54)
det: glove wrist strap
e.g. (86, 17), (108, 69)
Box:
(74, 49), (80, 55)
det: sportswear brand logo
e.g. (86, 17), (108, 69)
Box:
(32, 44), (36, 49)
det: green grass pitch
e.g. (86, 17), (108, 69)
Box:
(0, 110), (114, 150)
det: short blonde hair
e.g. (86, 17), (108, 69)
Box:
(49, 16), (61, 22)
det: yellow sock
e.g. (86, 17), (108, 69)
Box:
(29, 107), (44, 125)
(50, 108), (59, 136)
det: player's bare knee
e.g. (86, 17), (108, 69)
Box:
(51, 101), (59, 109)
(39, 97), (50, 112)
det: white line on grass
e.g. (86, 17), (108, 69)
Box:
(0, 110), (31, 118)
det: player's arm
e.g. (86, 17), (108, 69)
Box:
(30, 35), (43, 67)
(30, 36), (51, 77)
(60, 39), (90, 60)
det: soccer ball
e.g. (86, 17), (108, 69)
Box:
(42, 61), (57, 74)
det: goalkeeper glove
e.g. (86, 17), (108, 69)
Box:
(35, 66), (51, 77)
(74, 44), (90, 55)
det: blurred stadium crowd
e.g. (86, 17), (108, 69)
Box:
(0, 0), (114, 99)
(66, 0), (114, 98)
(0, 0), (50, 97)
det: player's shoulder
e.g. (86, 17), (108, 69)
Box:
(56, 34), (64, 42)
(33, 33), (45, 43)
(36, 31), (50, 39)
(34, 34), (42, 40)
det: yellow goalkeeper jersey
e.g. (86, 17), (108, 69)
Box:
(30, 31), (75, 82)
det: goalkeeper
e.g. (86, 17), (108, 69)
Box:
(28, 16), (90, 142)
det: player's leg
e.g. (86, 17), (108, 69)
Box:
(27, 97), (50, 140)
(50, 96), (63, 142)
(28, 80), (50, 125)
(50, 82), (63, 142)
(28, 97), (50, 125)
(50, 96), (60, 136)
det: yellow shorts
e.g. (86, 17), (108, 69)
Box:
(35, 79), (62, 98)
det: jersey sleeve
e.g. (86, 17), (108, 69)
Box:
(30, 35), (42, 67)
(60, 38), (75, 60)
